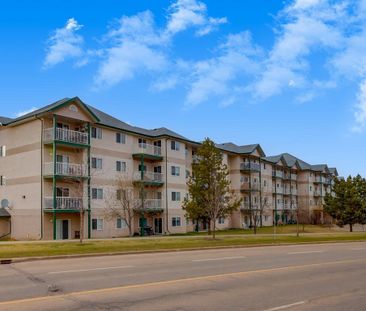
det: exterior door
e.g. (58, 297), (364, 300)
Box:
(56, 219), (70, 240)
(154, 218), (163, 234)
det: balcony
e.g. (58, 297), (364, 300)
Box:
(314, 176), (326, 184)
(283, 173), (291, 181)
(44, 162), (88, 179)
(283, 188), (291, 195)
(240, 203), (259, 211)
(240, 162), (261, 172)
(134, 199), (164, 212)
(132, 143), (163, 161)
(291, 174), (297, 181)
(313, 190), (322, 197)
(133, 171), (164, 186)
(273, 187), (283, 194)
(240, 182), (260, 192)
(44, 128), (89, 146)
(272, 171), (283, 178)
(44, 197), (84, 211)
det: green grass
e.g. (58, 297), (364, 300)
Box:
(1, 232), (366, 259)
(171, 225), (342, 236)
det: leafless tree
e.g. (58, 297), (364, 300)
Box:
(250, 186), (271, 234)
(104, 174), (139, 237)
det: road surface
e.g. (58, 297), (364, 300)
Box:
(0, 242), (365, 310)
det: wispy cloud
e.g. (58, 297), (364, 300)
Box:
(95, 11), (168, 87)
(252, 0), (344, 99)
(185, 31), (262, 107)
(44, 18), (84, 68)
(166, 0), (227, 37)
(14, 107), (38, 118)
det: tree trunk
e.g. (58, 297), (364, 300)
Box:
(350, 224), (353, 232)
(207, 220), (211, 235)
(212, 220), (216, 239)
(253, 215), (257, 235)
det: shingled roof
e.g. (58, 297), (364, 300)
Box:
(262, 152), (312, 170)
(216, 143), (265, 156)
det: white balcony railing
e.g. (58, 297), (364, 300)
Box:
(44, 128), (89, 145)
(240, 203), (259, 211)
(283, 188), (291, 195)
(133, 143), (162, 157)
(291, 174), (297, 181)
(44, 162), (87, 177)
(272, 171), (283, 178)
(133, 171), (164, 183)
(44, 197), (84, 210)
(273, 187), (283, 194)
(240, 162), (261, 172)
(314, 190), (322, 196)
(240, 182), (260, 191)
(134, 199), (163, 210)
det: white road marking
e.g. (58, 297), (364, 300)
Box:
(48, 265), (134, 274)
(192, 256), (245, 262)
(288, 250), (324, 255)
(263, 301), (306, 311)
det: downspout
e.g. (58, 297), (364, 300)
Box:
(165, 138), (170, 234)
(36, 116), (44, 240)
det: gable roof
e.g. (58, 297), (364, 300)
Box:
(329, 167), (338, 176)
(0, 116), (13, 125)
(4, 97), (100, 126)
(262, 152), (311, 170)
(216, 142), (266, 156)
(311, 164), (329, 173)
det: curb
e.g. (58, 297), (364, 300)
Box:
(3, 239), (366, 264)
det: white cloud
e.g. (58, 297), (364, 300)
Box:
(44, 18), (84, 68)
(95, 11), (168, 87)
(252, 0), (344, 99)
(14, 107), (38, 118)
(352, 79), (366, 132)
(185, 31), (262, 106)
(166, 0), (227, 36)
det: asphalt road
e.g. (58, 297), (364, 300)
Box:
(0, 242), (365, 311)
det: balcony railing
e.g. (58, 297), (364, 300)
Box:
(133, 171), (164, 184)
(283, 173), (291, 180)
(272, 171), (283, 178)
(44, 162), (87, 177)
(240, 182), (260, 191)
(134, 199), (164, 211)
(133, 143), (162, 157)
(273, 187), (283, 194)
(314, 190), (322, 197)
(291, 174), (297, 181)
(240, 203), (259, 211)
(240, 162), (261, 172)
(283, 188), (291, 195)
(314, 176), (326, 183)
(44, 197), (84, 210)
(44, 128), (89, 145)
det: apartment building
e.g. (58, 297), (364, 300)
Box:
(0, 97), (338, 240)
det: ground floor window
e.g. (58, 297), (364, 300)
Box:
(92, 218), (103, 230)
(172, 217), (181, 227)
(116, 218), (127, 229)
(218, 217), (225, 224)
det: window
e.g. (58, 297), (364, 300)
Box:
(171, 191), (181, 201)
(138, 164), (146, 172)
(116, 161), (126, 172)
(186, 170), (190, 178)
(138, 138), (147, 148)
(91, 127), (102, 139)
(263, 180), (267, 186)
(310, 186), (313, 191)
(92, 219), (103, 230)
(218, 217), (225, 224)
(171, 140), (180, 151)
(172, 217), (181, 227)
(0, 146), (6, 157)
(116, 132), (126, 144)
(0, 176), (6, 186)
(263, 163), (266, 169)
(92, 188), (103, 200)
(116, 218), (127, 229)
(171, 166), (180, 176)
(92, 157), (103, 169)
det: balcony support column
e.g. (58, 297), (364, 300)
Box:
(87, 122), (91, 239)
(140, 154), (145, 236)
(52, 114), (57, 240)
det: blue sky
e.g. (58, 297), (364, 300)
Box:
(0, 0), (365, 177)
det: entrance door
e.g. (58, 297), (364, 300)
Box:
(154, 218), (163, 234)
(56, 219), (70, 240)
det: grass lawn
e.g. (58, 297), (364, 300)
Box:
(1, 231), (366, 259)
(171, 225), (345, 236)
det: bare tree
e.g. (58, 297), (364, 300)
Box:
(250, 185), (271, 235)
(104, 174), (137, 237)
